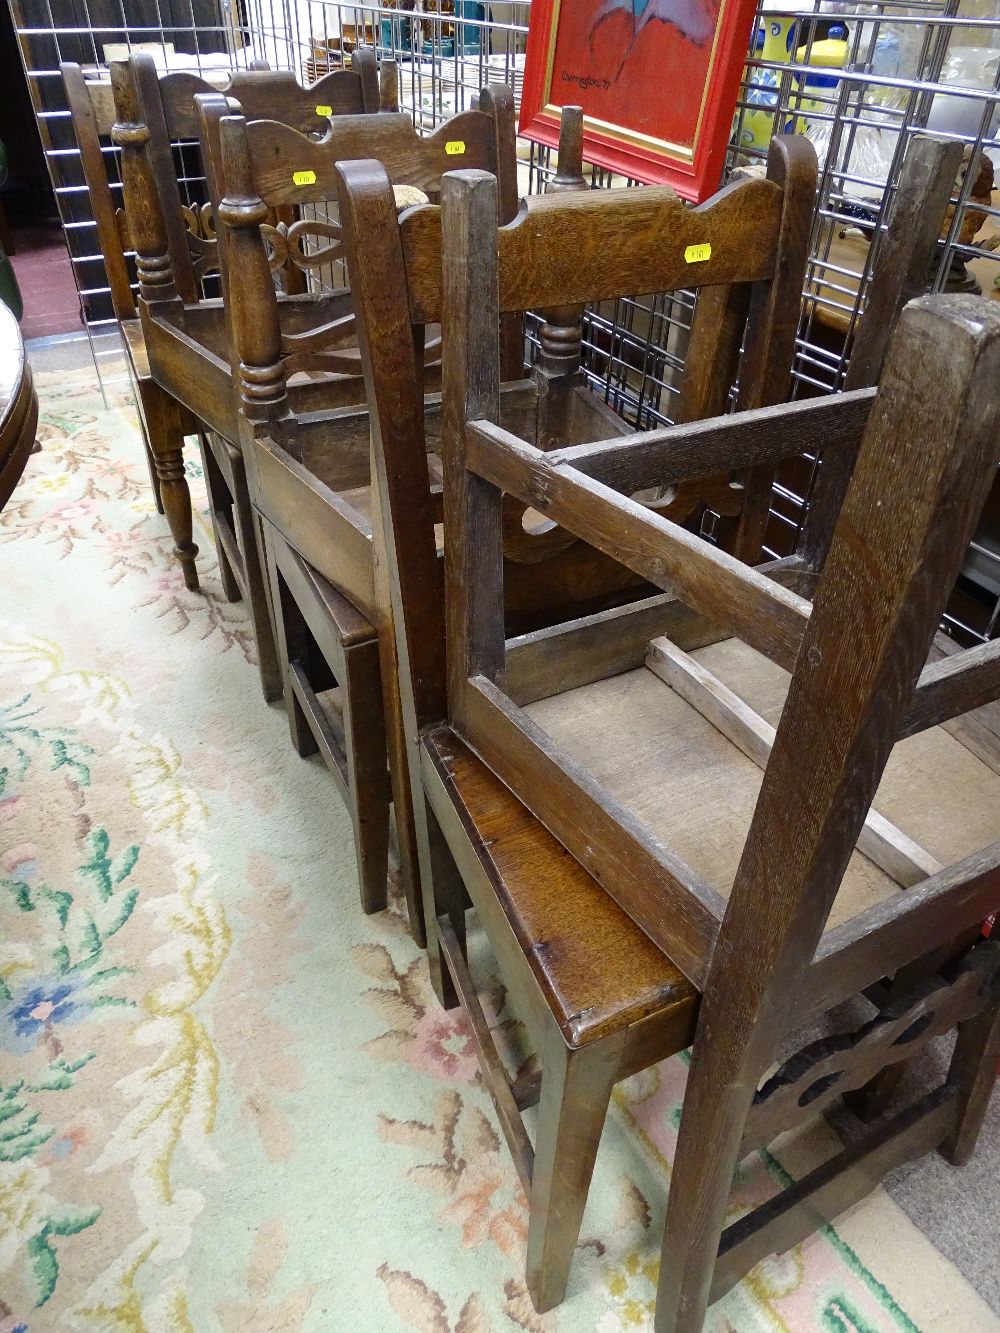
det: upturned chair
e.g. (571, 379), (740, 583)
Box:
(394, 162), (1000, 1328)
(209, 86), (524, 931)
(233, 125), (819, 942)
(61, 61), (196, 583)
(108, 49), (393, 683)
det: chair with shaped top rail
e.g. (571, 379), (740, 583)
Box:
(106, 47), (394, 690)
(408, 160), (1000, 1326)
(198, 86), (522, 935)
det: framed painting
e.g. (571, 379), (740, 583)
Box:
(518, 0), (761, 201)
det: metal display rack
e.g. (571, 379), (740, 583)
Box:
(8, 0), (1000, 639)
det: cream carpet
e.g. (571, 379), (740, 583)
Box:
(1, 358), (997, 1332)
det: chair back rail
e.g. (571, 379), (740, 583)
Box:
(154, 52), (384, 139)
(398, 135), (816, 567)
(243, 110), (500, 207)
(400, 177), (785, 321)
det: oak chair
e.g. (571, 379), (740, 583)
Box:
(338, 148), (1000, 1322)
(61, 60), (197, 584)
(413, 163), (1000, 1328)
(108, 49), (392, 686)
(208, 86), (523, 932)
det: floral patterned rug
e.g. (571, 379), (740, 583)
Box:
(1, 364), (997, 1333)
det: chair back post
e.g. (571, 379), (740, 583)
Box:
(350, 45), (381, 112)
(479, 82), (523, 380)
(123, 52), (201, 303)
(216, 113), (286, 425)
(60, 62), (136, 324)
(109, 61), (181, 308)
(534, 105), (589, 447)
(729, 133), (817, 563)
(378, 57), (399, 112)
(440, 169), (506, 717)
(335, 157), (446, 734)
(800, 133), (965, 572)
(194, 91), (237, 306)
(657, 293), (1000, 1329)
(197, 89), (244, 373)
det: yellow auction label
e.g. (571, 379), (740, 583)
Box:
(445, 140), (466, 155)
(292, 169), (317, 186)
(684, 242), (712, 263)
(315, 103), (333, 117)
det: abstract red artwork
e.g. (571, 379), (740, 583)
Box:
(519, 0), (760, 200)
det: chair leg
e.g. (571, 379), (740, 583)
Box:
(341, 638), (391, 915)
(376, 622), (426, 945)
(262, 537), (318, 759)
(527, 1024), (625, 1313)
(138, 376), (198, 591)
(143, 438), (164, 514)
(230, 446), (283, 703)
(654, 1045), (755, 1333)
(127, 364), (163, 513)
(941, 969), (1000, 1167)
(199, 434), (241, 603)
(422, 798), (465, 1011)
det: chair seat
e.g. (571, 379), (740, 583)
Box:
(527, 638), (1000, 931)
(422, 726), (697, 1050)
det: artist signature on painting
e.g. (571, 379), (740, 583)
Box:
(561, 70), (612, 91)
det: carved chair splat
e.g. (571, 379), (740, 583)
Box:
(435, 161), (1000, 1330)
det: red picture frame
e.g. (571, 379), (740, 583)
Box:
(518, 0), (760, 201)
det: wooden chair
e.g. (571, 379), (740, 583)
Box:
(61, 61), (197, 585)
(400, 161), (1000, 1327)
(204, 87), (523, 929)
(341, 153), (997, 1311)
(107, 49), (392, 686)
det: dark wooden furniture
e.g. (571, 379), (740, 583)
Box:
(0, 300), (37, 511)
(414, 159), (1000, 1329)
(209, 89), (523, 928)
(108, 50), (391, 690)
(61, 61), (198, 584)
